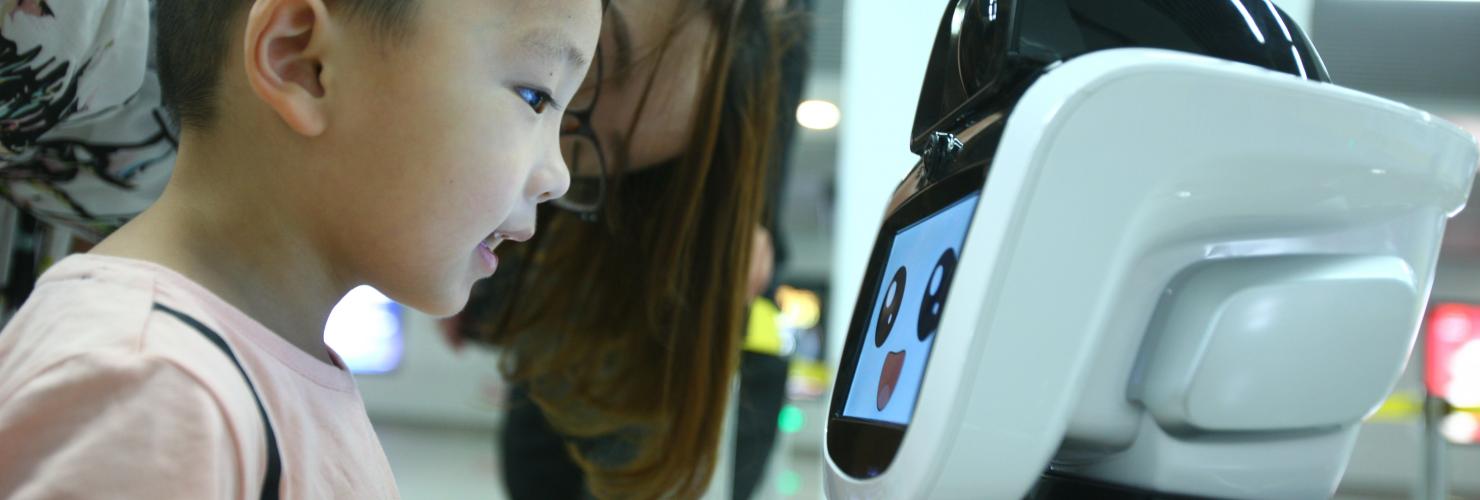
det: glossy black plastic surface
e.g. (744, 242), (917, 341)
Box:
(912, 0), (1023, 154)
(1026, 471), (1213, 500)
(911, 0), (1329, 154)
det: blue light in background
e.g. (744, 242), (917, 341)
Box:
(325, 286), (404, 374)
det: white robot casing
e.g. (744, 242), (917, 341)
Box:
(824, 48), (1478, 499)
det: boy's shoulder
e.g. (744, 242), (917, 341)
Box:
(0, 254), (262, 422)
(0, 257), (272, 497)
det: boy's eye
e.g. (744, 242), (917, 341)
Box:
(516, 87), (554, 114)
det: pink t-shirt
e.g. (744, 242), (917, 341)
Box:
(0, 254), (400, 499)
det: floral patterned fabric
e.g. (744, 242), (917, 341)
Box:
(0, 0), (174, 241)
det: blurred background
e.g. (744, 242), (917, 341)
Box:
(316, 0), (1480, 498)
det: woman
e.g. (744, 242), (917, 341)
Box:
(450, 0), (810, 498)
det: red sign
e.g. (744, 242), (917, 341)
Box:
(1426, 303), (1480, 408)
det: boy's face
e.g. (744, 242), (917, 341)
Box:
(311, 0), (600, 315)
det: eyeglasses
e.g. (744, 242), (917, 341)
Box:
(553, 3), (611, 219)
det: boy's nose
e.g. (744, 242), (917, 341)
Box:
(538, 149), (573, 204)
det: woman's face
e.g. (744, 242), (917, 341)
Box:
(563, 0), (716, 176)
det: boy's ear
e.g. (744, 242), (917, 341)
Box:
(243, 0), (334, 137)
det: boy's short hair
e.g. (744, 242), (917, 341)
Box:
(156, 0), (418, 129)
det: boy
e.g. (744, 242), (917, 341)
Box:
(0, 0), (599, 497)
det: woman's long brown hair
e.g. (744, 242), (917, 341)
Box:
(459, 0), (803, 497)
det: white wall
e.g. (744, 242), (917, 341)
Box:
(826, 3), (941, 368)
(1275, 0), (1317, 35)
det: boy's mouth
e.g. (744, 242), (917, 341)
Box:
(479, 228), (534, 253)
(480, 235), (503, 253)
(476, 239), (500, 273)
(475, 228), (536, 273)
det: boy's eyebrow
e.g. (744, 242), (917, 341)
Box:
(522, 29), (591, 69)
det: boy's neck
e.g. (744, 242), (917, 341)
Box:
(92, 133), (349, 367)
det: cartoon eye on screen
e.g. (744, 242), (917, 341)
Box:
(919, 249), (957, 340)
(843, 193), (980, 425)
(876, 267), (906, 347)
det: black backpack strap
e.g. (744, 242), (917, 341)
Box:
(153, 303), (282, 500)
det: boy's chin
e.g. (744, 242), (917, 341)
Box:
(388, 284), (472, 319)
(418, 301), (466, 319)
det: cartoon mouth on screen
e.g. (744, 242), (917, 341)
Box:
(874, 248), (959, 411)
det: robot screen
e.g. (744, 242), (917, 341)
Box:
(842, 192), (981, 425)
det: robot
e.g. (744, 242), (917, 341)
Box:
(824, 1), (1480, 498)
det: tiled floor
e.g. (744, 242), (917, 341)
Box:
(375, 418), (1480, 499)
(372, 419), (829, 500)
(374, 421), (508, 500)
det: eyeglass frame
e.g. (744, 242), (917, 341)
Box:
(552, 0), (612, 220)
